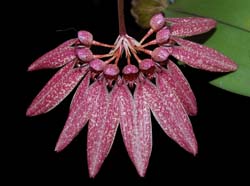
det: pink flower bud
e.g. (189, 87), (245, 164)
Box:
(103, 64), (120, 79)
(151, 47), (169, 62)
(75, 48), (94, 62)
(122, 64), (139, 81)
(89, 59), (105, 72)
(150, 13), (165, 31)
(139, 59), (155, 76)
(156, 28), (170, 44)
(78, 31), (93, 46)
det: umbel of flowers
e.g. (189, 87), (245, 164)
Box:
(27, 0), (237, 177)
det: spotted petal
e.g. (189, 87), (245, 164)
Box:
(133, 83), (152, 176)
(28, 39), (77, 71)
(26, 62), (87, 116)
(166, 17), (216, 37)
(54, 74), (90, 152)
(87, 81), (119, 178)
(111, 85), (136, 173)
(159, 61), (197, 116)
(143, 79), (197, 155)
(171, 37), (237, 72)
(112, 83), (150, 177)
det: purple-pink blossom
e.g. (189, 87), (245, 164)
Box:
(27, 13), (237, 177)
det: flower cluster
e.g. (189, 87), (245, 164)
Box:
(27, 13), (237, 177)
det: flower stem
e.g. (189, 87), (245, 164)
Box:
(118, 0), (126, 35)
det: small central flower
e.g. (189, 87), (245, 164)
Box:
(102, 34), (141, 81)
(110, 34), (139, 59)
(27, 11), (237, 178)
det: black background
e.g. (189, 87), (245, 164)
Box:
(10, 0), (249, 185)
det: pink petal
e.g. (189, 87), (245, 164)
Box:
(159, 61), (197, 116)
(114, 83), (151, 177)
(171, 37), (238, 72)
(70, 73), (90, 110)
(133, 83), (153, 176)
(110, 84), (135, 167)
(87, 81), (119, 178)
(26, 62), (87, 116)
(28, 39), (77, 71)
(143, 79), (198, 155)
(165, 17), (216, 37)
(54, 74), (90, 152)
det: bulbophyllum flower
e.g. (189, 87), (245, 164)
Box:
(27, 1), (237, 178)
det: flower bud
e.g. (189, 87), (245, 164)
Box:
(122, 64), (139, 81)
(104, 64), (120, 79)
(156, 28), (170, 44)
(78, 30), (93, 46)
(139, 59), (155, 76)
(150, 13), (165, 31)
(75, 48), (94, 62)
(151, 47), (169, 62)
(89, 59), (105, 72)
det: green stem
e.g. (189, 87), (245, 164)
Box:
(118, 0), (126, 35)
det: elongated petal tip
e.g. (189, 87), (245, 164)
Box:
(26, 103), (47, 116)
(26, 107), (36, 117)
(187, 141), (198, 156)
(27, 62), (59, 71)
(54, 147), (60, 152)
(137, 168), (147, 177)
(88, 161), (104, 178)
(132, 156), (150, 177)
(190, 108), (198, 116)
(88, 169), (98, 178)
(133, 158), (149, 177)
(27, 64), (38, 71)
(54, 141), (65, 152)
(54, 131), (79, 152)
(88, 158), (107, 177)
(193, 149), (198, 156)
(228, 62), (238, 71)
(176, 132), (198, 156)
(26, 102), (42, 117)
(177, 126), (198, 156)
(132, 151), (150, 177)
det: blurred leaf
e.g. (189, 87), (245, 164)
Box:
(165, 0), (250, 97)
(131, 0), (168, 28)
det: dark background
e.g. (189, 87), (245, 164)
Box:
(11, 0), (249, 185)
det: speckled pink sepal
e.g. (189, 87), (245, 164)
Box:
(172, 37), (237, 72)
(26, 62), (87, 116)
(166, 17), (216, 37)
(28, 39), (77, 71)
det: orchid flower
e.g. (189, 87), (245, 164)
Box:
(27, 0), (237, 177)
